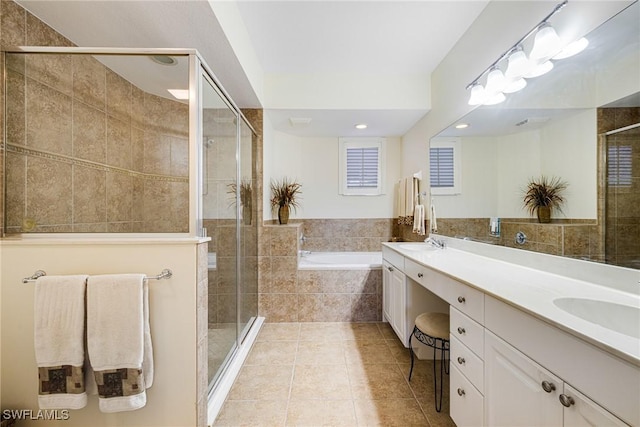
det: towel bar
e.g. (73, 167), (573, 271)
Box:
(22, 269), (173, 283)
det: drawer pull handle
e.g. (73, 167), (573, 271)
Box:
(541, 381), (556, 393)
(457, 388), (465, 396)
(457, 296), (466, 303)
(457, 357), (465, 365)
(417, 273), (423, 278)
(387, 266), (394, 272)
(559, 394), (575, 407)
(457, 327), (466, 335)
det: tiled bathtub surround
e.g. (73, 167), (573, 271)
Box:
(258, 220), (390, 322)
(3, 49), (189, 233)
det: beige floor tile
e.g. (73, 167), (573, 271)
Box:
(341, 322), (384, 341)
(344, 340), (396, 365)
(386, 338), (412, 364)
(353, 399), (429, 426)
(419, 396), (455, 427)
(348, 363), (414, 400)
(299, 322), (346, 342)
(286, 399), (357, 426)
(214, 400), (288, 426)
(245, 340), (298, 366)
(290, 364), (352, 399)
(402, 361), (450, 401)
(228, 364), (294, 401)
(258, 322), (301, 341)
(295, 341), (346, 365)
(377, 322), (399, 340)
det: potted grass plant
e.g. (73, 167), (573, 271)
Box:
(270, 177), (302, 224)
(523, 176), (568, 223)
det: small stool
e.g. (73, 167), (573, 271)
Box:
(408, 312), (450, 412)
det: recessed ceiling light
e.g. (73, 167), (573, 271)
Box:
(151, 55), (177, 66)
(455, 123), (469, 129)
(355, 124), (367, 130)
(168, 89), (189, 100)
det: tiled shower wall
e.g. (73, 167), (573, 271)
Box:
(1, 1), (189, 234)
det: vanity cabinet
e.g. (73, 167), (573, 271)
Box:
(381, 243), (638, 427)
(485, 330), (628, 427)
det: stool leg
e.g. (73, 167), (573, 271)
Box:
(408, 326), (417, 381)
(444, 344), (450, 375)
(433, 344), (443, 412)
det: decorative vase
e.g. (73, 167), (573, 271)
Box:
(537, 205), (551, 223)
(278, 205), (289, 225)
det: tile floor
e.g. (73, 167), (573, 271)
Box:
(214, 322), (456, 426)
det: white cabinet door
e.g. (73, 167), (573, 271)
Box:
(562, 384), (629, 427)
(382, 261), (393, 323)
(485, 331), (563, 427)
(382, 260), (406, 343)
(390, 265), (406, 342)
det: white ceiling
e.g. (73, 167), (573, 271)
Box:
(16, 0), (489, 138)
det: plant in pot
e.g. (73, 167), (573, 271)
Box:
(523, 176), (568, 223)
(227, 179), (253, 225)
(270, 177), (301, 224)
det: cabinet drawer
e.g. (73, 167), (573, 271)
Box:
(448, 279), (484, 323)
(451, 365), (484, 427)
(451, 307), (484, 358)
(382, 246), (404, 271)
(450, 335), (484, 392)
(404, 258), (448, 297)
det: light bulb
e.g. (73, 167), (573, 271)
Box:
(468, 83), (486, 106)
(530, 23), (562, 60)
(505, 46), (531, 78)
(553, 37), (589, 60)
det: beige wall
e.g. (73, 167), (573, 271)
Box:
(0, 240), (200, 427)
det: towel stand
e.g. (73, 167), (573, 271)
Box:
(22, 269), (173, 283)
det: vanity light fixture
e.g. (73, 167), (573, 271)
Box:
(355, 124), (368, 130)
(466, 0), (588, 106)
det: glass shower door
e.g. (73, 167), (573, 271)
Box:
(238, 118), (258, 343)
(201, 73), (238, 387)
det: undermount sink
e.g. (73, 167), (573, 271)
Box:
(553, 297), (640, 339)
(397, 243), (439, 252)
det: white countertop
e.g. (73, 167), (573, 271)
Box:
(383, 240), (640, 366)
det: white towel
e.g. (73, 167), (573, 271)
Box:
(34, 275), (88, 410)
(430, 198), (438, 233)
(87, 274), (153, 413)
(404, 178), (415, 220)
(413, 205), (426, 235)
(396, 179), (406, 218)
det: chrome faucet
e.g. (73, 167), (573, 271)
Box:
(425, 236), (446, 249)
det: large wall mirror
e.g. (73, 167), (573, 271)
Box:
(430, 2), (639, 269)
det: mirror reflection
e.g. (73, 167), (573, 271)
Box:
(430, 3), (639, 269)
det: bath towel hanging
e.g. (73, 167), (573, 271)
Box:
(34, 275), (88, 410)
(87, 274), (153, 413)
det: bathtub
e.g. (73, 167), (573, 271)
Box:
(298, 251), (382, 270)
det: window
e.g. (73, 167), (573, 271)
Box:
(430, 138), (461, 195)
(608, 145), (632, 186)
(339, 138), (385, 195)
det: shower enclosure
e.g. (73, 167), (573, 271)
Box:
(2, 47), (259, 416)
(604, 122), (640, 269)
